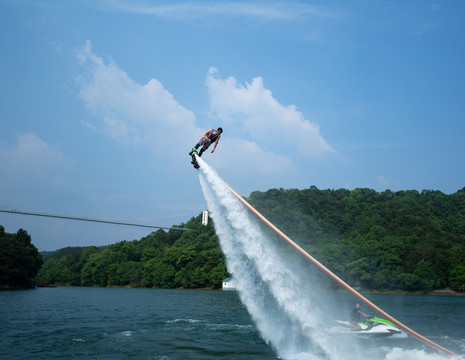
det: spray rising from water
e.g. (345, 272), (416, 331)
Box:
(197, 157), (345, 359)
(195, 157), (460, 360)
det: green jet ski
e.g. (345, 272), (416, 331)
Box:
(332, 317), (404, 337)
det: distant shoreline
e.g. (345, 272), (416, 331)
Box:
(28, 284), (465, 296)
(361, 287), (465, 297)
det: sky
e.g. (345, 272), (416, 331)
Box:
(1, 0), (464, 251)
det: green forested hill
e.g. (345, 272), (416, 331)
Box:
(35, 186), (465, 292)
(37, 215), (227, 289)
(247, 186), (465, 292)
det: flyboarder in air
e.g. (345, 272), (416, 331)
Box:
(188, 127), (223, 169)
(189, 127), (223, 157)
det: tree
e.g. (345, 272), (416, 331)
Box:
(33, 185), (465, 292)
(450, 265), (465, 292)
(0, 227), (43, 288)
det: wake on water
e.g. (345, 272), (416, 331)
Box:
(196, 157), (462, 360)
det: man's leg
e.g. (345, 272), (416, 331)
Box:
(198, 140), (211, 157)
(189, 142), (202, 155)
(199, 143), (210, 157)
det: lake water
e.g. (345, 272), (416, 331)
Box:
(1, 287), (464, 360)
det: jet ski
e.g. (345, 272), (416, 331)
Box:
(331, 317), (404, 337)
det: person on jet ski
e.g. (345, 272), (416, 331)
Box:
(189, 127), (223, 157)
(351, 303), (370, 330)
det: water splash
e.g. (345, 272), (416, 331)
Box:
(195, 157), (463, 360)
(197, 158), (345, 359)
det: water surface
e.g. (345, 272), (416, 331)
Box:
(1, 287), (464, 359)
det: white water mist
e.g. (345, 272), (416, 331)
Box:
(197, 157), (342, 359)
(195, 157), (458, 360)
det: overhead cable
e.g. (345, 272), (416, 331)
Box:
(0, 208), (189, 232)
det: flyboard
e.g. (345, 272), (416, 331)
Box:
(190, 152), (200, 169)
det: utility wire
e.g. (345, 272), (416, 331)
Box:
(0, 208), (190, 231)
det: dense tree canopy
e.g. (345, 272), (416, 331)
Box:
(0, 226), (43, 288)
(247, 186), (465, 293)
(32, 186), (465, 293)
(36, 214), (228, 289)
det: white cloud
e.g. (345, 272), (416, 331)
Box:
(0, 133), (70, 186)
(77, 41), (198, 154)
(76, 43), (332, 188)
(205, 67), (334, 159)
(214, 138), (296, 173)
(204, 138), (303, 193)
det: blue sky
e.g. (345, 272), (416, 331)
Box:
(1, 0), (464, 251)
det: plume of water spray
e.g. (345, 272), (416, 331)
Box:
(191, 157), (462, 360)
(196, 157), (343, 359)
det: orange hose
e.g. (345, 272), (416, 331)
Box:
(224, 183), (460, 357)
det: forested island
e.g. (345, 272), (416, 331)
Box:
(3, 186), (465, 293)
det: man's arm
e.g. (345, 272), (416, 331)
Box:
(211, 137), (220, 153)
